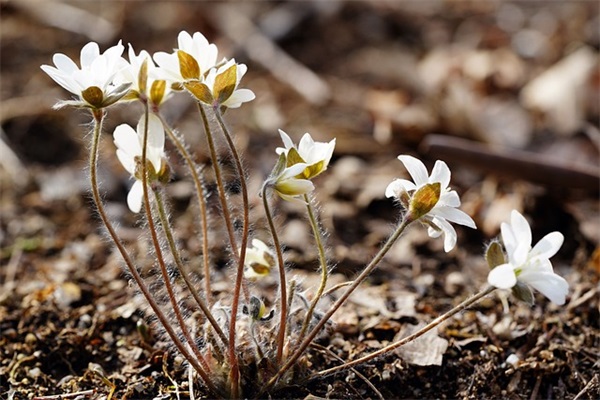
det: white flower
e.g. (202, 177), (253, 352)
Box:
(116, 44), (171, 106)
(202, 59), (255, 108)
(153, 31), (219, 83)
(487, 210), (568, 305)
(385, 155), (476, 252)
(276, 130), (336, 180)
(41, 41), (129, 108)
(113, 114), (166, 213)
(273, 162), (315, 203)
(244, 239), (275, 279)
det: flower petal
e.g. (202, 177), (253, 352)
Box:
(127, 180), (144, 213)
(385, 179), (416, 199)
(519, 270), (568, 305)
(429, 160), (451, 189)
(398, 155), (428, 186)
(531, 231), (564, 260)
(487, 263), (517, 289)
(298, 133), (316, 160)
(434, 217), (458, 252)
(431, 206), (476, 229)
(114, 125), (141, 175)
(222, 88), (255, 108)
(52, 53), (79, 74)
(278, 129), (295, 151)
(510, 210), (532, 250)
(80, 42), (100, 68)
(439, 190), (461, 208)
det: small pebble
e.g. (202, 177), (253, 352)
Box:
(25, 333), (37, 344)
(506, 353), (520, 367)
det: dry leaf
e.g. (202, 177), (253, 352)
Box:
(394, 322), (449, 366)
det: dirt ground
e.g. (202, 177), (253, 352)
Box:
(1, 1), (599, 399)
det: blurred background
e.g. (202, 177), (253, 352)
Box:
(0, 1), (598, 398)
(2, 0), (598, 263)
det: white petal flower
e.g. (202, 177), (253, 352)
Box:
(113, 114), (166, 213)
(276, 130), (336, 180)
(41, 41), (128, 108)
(116, 44), (171, 106)
(274, 163), (315, 203)
(153, 31), (219, 83)
(244, 239), (275, 279)
(386, 155), (476, 252)
(487, 210), (568, 305)
(200, 59), (255, 108)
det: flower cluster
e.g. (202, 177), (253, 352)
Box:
(41, 30), (254, 111)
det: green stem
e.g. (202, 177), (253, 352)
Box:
(151, 187), (228, 347)
(155, 112), (213, 307)
(261, 216), (413, 393)
(88, 109), (219, 397)
(262, 183), (288, 365)
(138, 106), (213, 376)
(313, 286), (497, 378)
(296, 193), (328, 345)
(196, 103), (240, 398)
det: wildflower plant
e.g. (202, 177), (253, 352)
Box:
(42, 31), (569, 399)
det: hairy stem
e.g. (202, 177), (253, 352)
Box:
(196, 104), (240, 398)
(138, 106), (212, 375)
(88, 109), (219, 397)
(262, 216), (412, 393)
(155, 112), (213, 307)
(262, 183), (288, 365)
(296, 193), (328, 344)
(214, 107), (252, 399)
(313, 286), (497, 378)
(152, 187), (229, 347)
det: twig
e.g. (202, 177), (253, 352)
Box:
(312, 286), (496, 379)
(573, 374), (599, 400)
(323, 280), (354, 297)
(530, 374), (542, 400)
(422, 134), (600, 193)
(310, 343), (384, 400)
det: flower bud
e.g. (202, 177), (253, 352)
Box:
(248, 296), (266, 321)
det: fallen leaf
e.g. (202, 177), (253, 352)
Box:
(394, 322), (449, 366)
